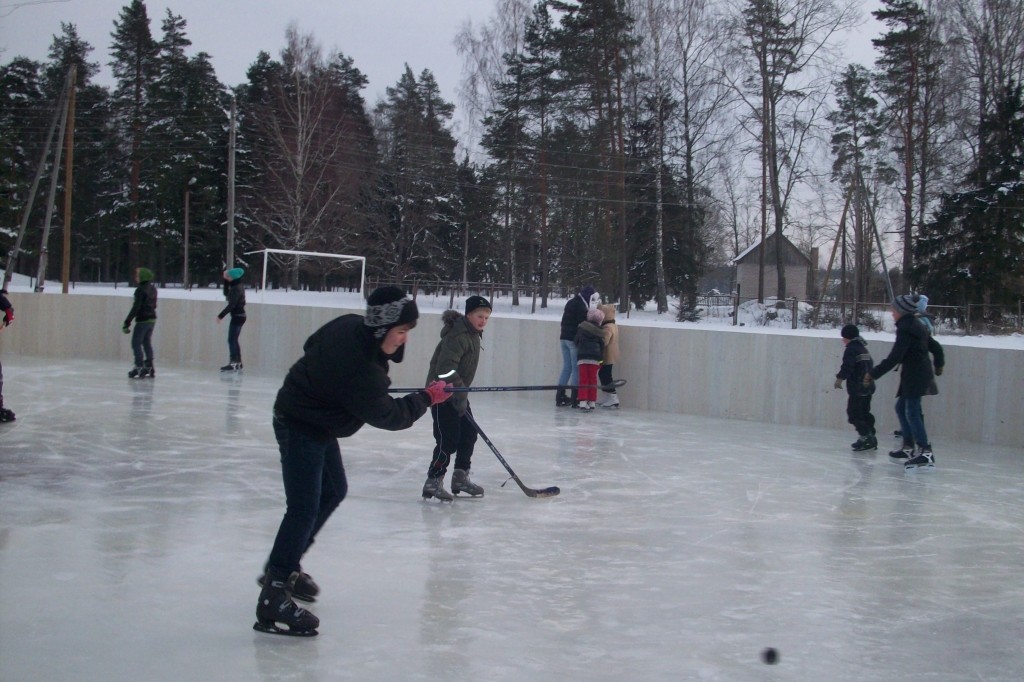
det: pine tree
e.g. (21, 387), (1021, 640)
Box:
(108, 0), (159, 275)
(872, 0), (945, 289)
(44, 23), (114, 283)
(372, 66), (460, 281)
(914, 82), (1024, 315)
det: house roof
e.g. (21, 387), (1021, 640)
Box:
(732, 232), (812, 266)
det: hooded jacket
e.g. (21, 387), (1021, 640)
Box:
(575, 320), (605, 363)
(598, 304), (619, 365)
(124, 273), (157, 326)
(869, 314), (945, 398)
(274, 314), (430, 439)
(426, 309), (482, 416)
(218, 278), (247, 320)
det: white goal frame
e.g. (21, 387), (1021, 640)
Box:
(244, 248), (366, 301)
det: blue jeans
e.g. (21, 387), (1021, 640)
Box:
(558, 339), (579, 387)
(895, 396), (929, 447)
(131, 322), (155, 367)
(265, 417), (348, 579)
(227, 317), (245, 362)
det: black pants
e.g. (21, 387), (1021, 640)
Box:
(266, 417), (348, 579)
(598, 364), (615, 393)
(227, 316), (246, 362)
(131, 322), (155, 367)
(846, 394), (875, 436)
(427, 402), (477, 478)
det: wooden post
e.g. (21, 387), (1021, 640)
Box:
(61, 65), (77, 294)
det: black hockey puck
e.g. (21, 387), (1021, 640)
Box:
(761, 647), (779, 664)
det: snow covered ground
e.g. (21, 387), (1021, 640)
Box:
(1, 356), (1023, 681)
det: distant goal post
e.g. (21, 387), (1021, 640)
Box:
(244, 248), (366, 300)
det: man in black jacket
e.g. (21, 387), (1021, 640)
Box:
(255, 287), (452, 637)
(122, 267), (157, 378)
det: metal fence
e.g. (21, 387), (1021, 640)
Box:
(364, 277), (1023, 336)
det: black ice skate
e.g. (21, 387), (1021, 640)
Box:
(0, 407), (15, 422)
(851, 434), (877, 451)
(904, 447), (935, 471)
(142, 364), (155, 378)
(128, 366), (143, 378)
(451, 469), (484, 497)
(253, 573), (319, 637)
(422, 476), (454, 502)
(220, 362), (243, 372)
(889, 444), (914, 462)
(257, 570), (319, 603)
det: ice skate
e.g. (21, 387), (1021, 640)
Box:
(253, 572), (319, 637)
(258, 570), (319, 603)
(220, 361), (243, 372)
(128, 366), (143, 378)
(0, 407), (15, 422)
(422, 476), (454, 502)
(597, 393), (619, 408)
(904, 447), (935, 471)
(889, 444), (914, 462)
(451, 469), (484, 497)
(141, 363), (155, 378)
(851, 434), (877, 451)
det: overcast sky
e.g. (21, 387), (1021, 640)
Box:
(2, 0), (883, 142)
(0, 0), (493, 107)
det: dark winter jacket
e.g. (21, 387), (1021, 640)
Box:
(124, 281), (157, 326)
(273, 314), (430, 439)
(426, 310), (482, 416)
(574, 321), (605, 363)
(0, 290), (12, 327)
(836, 337), (875, 397)
(218, 279), (247, 320)
(869, 314), (945, 399)
(560, 294), (589, 341)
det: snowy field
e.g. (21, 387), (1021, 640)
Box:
(1, 356), (1024, 681)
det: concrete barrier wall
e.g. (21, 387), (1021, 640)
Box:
(3, 291), (1021, 448)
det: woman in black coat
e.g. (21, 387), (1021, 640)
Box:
(866, 294), (945, 470)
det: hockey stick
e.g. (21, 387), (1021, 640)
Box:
(464, 412), (560, 499)
(388, 379), (627, 394)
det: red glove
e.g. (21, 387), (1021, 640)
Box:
(423, 380), (452, 405)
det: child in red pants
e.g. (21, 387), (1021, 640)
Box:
(574, 307), (605, 411)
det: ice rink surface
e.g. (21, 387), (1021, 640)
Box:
(1, 355), (1023, 681)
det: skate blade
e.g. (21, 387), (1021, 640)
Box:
(422, 493), (454, 502)
(253, 620), (318, 637)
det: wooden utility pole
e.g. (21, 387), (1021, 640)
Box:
(61, 65), (77, 294)
(3, 72), (67, 290)
(35, 67), (74, 292)
(226, 98), (236, 268)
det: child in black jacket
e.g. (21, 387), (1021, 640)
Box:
(835, 324), (875, 450)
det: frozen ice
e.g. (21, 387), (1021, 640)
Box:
(1, 356), (1023, 681)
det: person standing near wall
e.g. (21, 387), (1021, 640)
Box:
(123, 267), (157, 379)
(0, 288), (15, 422)
(217, 268), (247, 372)
(575, 307), (605, 411)
(255, 286), (451, 637)
(557, 285), (599, 408)
(597, 303), (620, 408)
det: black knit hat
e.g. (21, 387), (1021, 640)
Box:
(365, 286), (418, 339)
(465, 295), (492, 315)
(841, 324), (859, 339)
